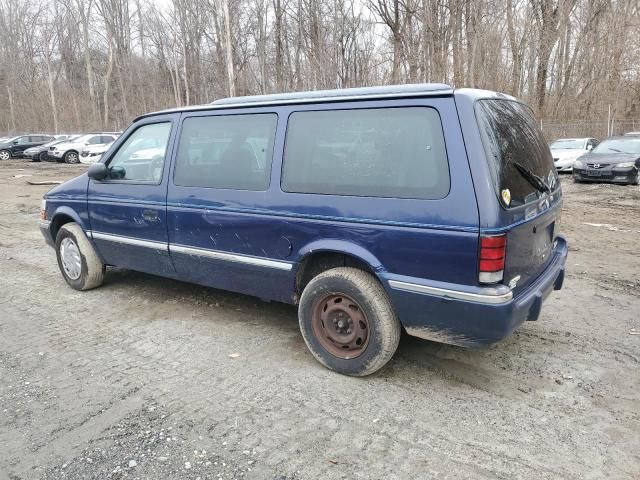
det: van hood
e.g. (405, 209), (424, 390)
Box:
(44, 172), (89, 198)
(578, 152), (640, 166)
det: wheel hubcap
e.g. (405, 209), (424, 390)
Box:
(60, 238), (82, 280)
(67, 153), (78, 163)
(0, 151), (9, 160)
(311, 294), (369, 359)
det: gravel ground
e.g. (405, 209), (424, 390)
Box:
(0, 159), (638, 480)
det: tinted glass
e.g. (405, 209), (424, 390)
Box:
(16, 136), (30, 144)
(174, 114), (277, 191)
(476, 99), (558, 208)
(282, 107), (449, 199)
(592, 137), (640, 154)
(107, 122), (172, 182)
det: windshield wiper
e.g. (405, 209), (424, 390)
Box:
(512, 162), (551, 194)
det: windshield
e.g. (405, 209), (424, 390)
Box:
(592, 138), (640, 154)
(550, 139), (584, 150)
(476, 99), (558, 208)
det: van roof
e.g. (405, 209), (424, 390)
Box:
(134, 83), (453, 121)
(212, 83), (452, 106)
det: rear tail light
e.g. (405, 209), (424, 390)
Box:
(479, 234), (506, 284)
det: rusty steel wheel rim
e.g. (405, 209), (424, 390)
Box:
(311, 294), (370, 359)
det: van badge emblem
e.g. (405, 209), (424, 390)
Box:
(508, 276), (521, 288)
(501, 189), (511, 206)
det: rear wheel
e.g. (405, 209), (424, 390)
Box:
(298, 267), (400, 376)
(0, 150), (10, 160)
(39, 151), (48, 162)
(64, 150), (79, 164)
(55, 223), (105, 291)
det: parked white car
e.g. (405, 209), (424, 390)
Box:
(549, 138), (599, 172)
(49, 133), (119, 164)
(79, 142), (113, 164)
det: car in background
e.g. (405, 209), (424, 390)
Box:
(48, 133), (119, 164)
(23, 135), (82, 162)
(0, 134), (56, 160)
(573, 136), (640, 184)
(79, 142), (113, 164)
(624, 132), (640, 136)
(549, 138), (599, 172)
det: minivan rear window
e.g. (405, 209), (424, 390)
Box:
(174, 114), (277, 191)
(282, 107), (450, 199)
(476, 100), (558, 208)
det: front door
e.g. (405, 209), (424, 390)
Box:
(87, 115), (178, 277)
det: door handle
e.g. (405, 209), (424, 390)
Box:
(142, 209), (159, 222)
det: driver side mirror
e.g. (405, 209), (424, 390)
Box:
(88, 163), (108, 180)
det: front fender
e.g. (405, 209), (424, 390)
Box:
(50, 206), (88, 234)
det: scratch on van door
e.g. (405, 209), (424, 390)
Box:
(209, 235), (217, 247)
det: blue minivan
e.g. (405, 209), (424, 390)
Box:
(39, 84), (567, 376)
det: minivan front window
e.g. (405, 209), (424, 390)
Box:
(476, 99), (558, 208)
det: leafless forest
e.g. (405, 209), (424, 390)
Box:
(0, 0), (639, 135)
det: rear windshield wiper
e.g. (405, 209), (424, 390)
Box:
(512, 162), (551, 194)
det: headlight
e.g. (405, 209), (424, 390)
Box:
(574, 160), (583, 168)
(615, 161), (635, 168)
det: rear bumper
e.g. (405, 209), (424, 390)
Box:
(384, 236), (568, 347)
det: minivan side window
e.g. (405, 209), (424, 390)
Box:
(281, 107), (450, 199)
(174, 113), (277, 191)
(106, 122), (172, 183)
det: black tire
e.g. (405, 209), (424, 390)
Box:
(64, 150), (79, 164)
(0, 149), (10, 161)
(55, 222), (105, 291)
(298, 267), (401, 376)
(39, 151), (48, 162)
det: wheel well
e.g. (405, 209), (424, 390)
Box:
(50, 214), (74, 240)
(295, 252), (378, 297)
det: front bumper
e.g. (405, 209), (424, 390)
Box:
(573, 166), (638, 183)
(384, 236), (568, 347)
(39, 220), (54, 247)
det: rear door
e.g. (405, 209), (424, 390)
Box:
(166, 110), (293, 301)
(87, 115), (178, 277)
(475, 99), (561, 291)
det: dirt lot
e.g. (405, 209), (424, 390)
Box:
(0, 159), (638, 480)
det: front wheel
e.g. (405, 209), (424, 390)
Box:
(64, 151), (79, 164)
(0, 150), (10, 160)
(55, 223), (105, 290)
(298, 267), (401, 376)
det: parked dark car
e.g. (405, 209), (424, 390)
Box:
(23, 135), (81, 162)
(573, 136), (640, 184)
(0, 134), (56, 160)
(38, 84), (567, 376)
